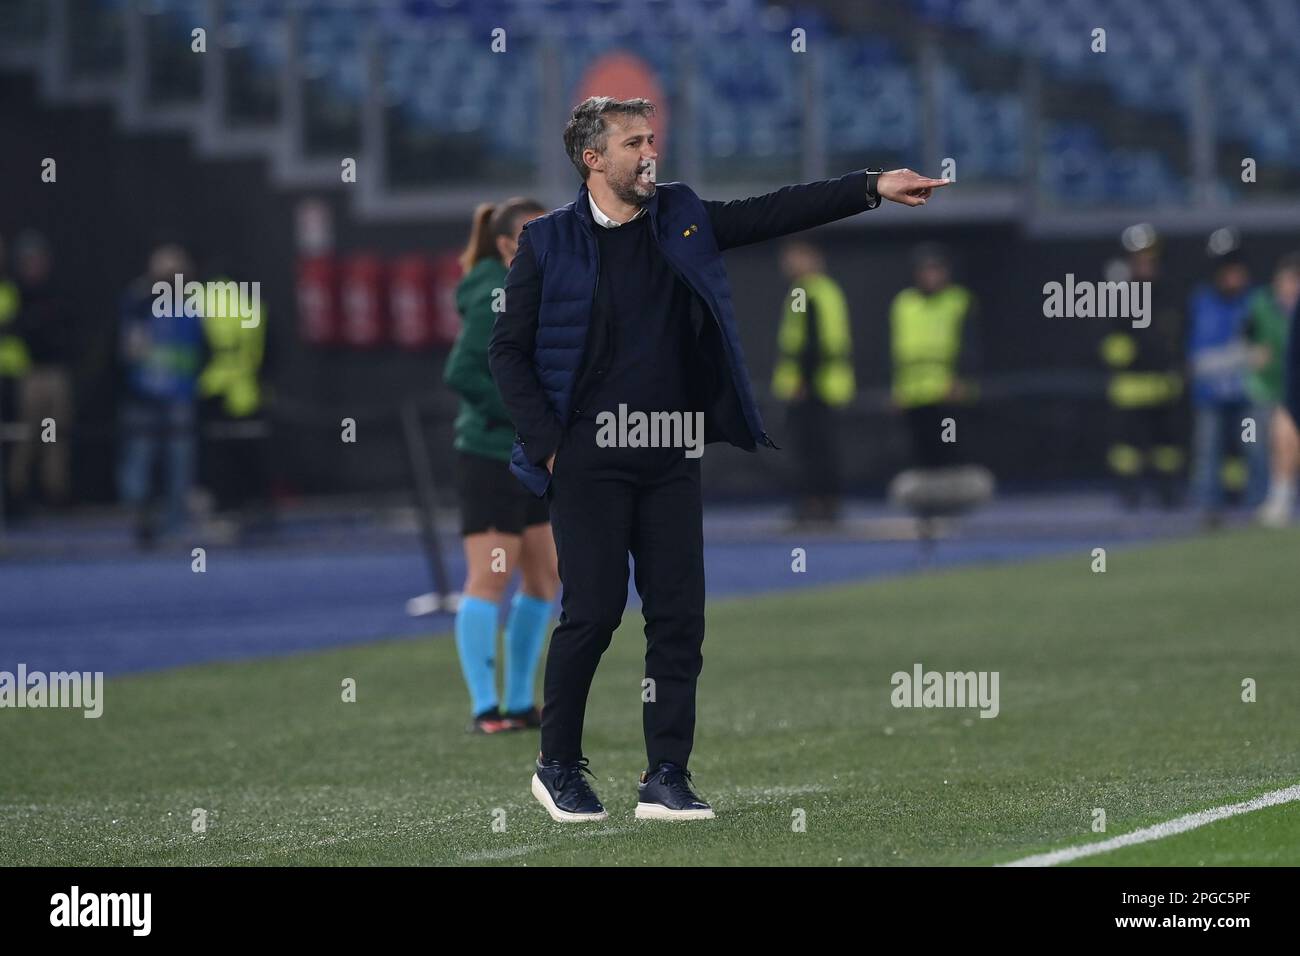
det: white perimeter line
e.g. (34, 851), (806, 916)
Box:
(1000, 783), (1300, 867)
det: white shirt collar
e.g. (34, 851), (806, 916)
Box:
(588, 192), (646, 229)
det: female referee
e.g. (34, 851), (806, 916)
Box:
(444, 197), (559, 733)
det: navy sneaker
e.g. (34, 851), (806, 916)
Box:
(636, 762), (715, 820)
(531, 756), (608, 822)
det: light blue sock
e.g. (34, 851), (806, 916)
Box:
(454, 596), (499, 717)
(503, 592), (552, 713)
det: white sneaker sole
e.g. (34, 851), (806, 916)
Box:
(635, 802), (716, 821)
(531, 773), (609, 823)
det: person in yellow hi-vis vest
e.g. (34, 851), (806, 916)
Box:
(198, 272), (269, 524)
(0, 234), (29, 383)
(772, 240), (855, 525)
(0, 234), (32, 504)
(890, 244), (978, 468)
(7, 233), (73, 515)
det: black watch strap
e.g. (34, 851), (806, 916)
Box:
(865, 168), (883, 209)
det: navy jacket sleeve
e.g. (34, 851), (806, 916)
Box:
(703, 170), (874, 251)
(487, 227), (563, 466)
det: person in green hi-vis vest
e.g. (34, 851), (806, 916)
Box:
(771, 239), (855, 526)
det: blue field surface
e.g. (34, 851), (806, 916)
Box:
(0, 494), (1210, 677)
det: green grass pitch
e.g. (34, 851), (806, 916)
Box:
(2, 527), (1297, 865)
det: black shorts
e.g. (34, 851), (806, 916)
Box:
(456, 450), (550, 536)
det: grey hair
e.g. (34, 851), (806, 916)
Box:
(563, 96), (656, 180)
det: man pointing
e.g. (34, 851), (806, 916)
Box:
(489, 96), (947, 822)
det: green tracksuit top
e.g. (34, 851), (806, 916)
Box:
(445, 257), (516, 462)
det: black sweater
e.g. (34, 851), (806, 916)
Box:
(571, 212), (698, 423)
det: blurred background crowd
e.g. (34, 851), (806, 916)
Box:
(2, 0), (1299, 551)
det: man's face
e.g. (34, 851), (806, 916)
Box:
(780, 246), (818, 281)
(590, 115), (657, 206)
(18, 250), (50, 284)
(1215, 262), (1249, 297)
(916, 260), (949, 294)
(1128, 248), (1159, 282)
(149, 245), (189, 283)
(1274, 267), (1300, 312)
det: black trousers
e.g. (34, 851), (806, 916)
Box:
(1109, 401), (1183, 506)
(541, 418), (705, 772)
(786, 398), (841, 498)
(199, 397), (271, 514)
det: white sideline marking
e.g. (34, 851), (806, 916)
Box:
(1001, 783), (1300, 867)
(461, 845), (540, 862)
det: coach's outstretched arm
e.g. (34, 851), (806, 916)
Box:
(703, 168), (948, 251)
(488, 227), (562, 467)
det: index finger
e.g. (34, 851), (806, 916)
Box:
(919, 177), (952, 187)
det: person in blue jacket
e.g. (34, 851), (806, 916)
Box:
(1187, 230), (1259, 524)
(117, 244), (206, 546)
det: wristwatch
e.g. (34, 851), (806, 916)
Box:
(865, 168), (883, 209)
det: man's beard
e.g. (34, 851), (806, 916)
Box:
(610, 162), (656, 207)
